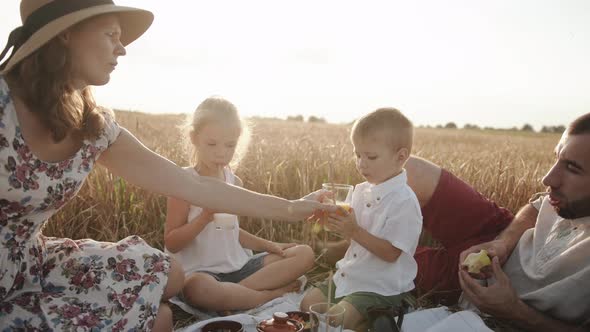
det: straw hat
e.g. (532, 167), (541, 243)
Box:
(0, 0), (153, 74)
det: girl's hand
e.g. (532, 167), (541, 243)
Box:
(326, 208), (360, 238)
(265, 242), (297, 257)
(200, 208), (216, 223)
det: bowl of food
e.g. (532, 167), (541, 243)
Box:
(201, 320), (244, 332)
(257, 312), (303, 332)
(285, 311), (313, 332)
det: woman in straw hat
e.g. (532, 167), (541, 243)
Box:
(0, 0), (334, 330)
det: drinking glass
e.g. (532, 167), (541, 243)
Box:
(321, 183), (353, 211)
(309, 302), (345, 332)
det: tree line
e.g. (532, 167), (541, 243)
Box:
(282, 115), (564, 133)
(421, 122), (566, 133)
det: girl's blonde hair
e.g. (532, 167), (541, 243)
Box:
(182, 97), (251, 170)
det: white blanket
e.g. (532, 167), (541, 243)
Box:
(173, 291), (305, 332)
(173, 289), (354, 332)
(401, 306), (493, 332)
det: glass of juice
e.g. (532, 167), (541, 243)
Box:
(321, 183), (353, 212)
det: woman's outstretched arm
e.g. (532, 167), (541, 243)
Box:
(98, 128), (333, 221)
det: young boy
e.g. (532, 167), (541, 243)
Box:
(301, 108), (423, 331)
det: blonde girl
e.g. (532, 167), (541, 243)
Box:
(165, 97), (315, 311)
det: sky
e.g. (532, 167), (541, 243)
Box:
(1, 0), (589, 130)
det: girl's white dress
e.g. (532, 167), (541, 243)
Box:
(166, 167), (251, 276)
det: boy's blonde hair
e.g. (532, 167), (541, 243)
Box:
(182, 97), (251, 170)
(351, 107), (413, 153)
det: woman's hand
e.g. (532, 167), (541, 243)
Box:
(300, 189), (333, 203)
(289, 199), (338, 222)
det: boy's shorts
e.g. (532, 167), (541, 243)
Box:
(199, 252), (267, 283)
(316, 281), (408, 319)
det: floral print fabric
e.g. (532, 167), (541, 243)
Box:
(0, 77), (170, 331)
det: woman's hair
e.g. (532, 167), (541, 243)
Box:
(6, 36), (105, 142)
(182, 96), (251, 170)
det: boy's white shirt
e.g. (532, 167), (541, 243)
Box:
(333, 169), (423, 298)
(165, 167), (252, 276)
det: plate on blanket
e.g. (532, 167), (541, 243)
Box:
(285, 311), (313, 332)
(201, 320), (244, 332)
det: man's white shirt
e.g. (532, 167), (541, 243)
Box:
(501, 195), (590, 324)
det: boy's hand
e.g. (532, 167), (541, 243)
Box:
(326, 208), (360, 238)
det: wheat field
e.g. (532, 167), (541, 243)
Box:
(41, 111), (559, 329)
(44, 111), (558, 245)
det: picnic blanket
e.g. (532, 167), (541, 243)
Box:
(401, 306), (493, 332)
(173, 291), (306, 332)
(172, 278), (353, 332)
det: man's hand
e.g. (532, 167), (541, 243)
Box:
(459, 239), (511, 279)
(461, 252), (585, 332)
(459, 256), (521, 319)
(325, 208), (360, 239)
(265, 242), (297, 257)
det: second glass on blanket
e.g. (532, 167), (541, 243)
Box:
(309, 302), (346, 332)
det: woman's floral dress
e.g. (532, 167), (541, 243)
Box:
(0, 77), (170, 331)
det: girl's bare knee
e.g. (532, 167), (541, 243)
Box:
(182, 273), (216, 307)
(162, 257), (184, 301)
(296, 245), (315, 270)
(152, 302), (172, 332)
(288, 245), (315, 267)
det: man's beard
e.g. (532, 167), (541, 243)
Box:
(555, 194), (590, 220)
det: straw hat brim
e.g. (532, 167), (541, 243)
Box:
(0, 5), (153, 74)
